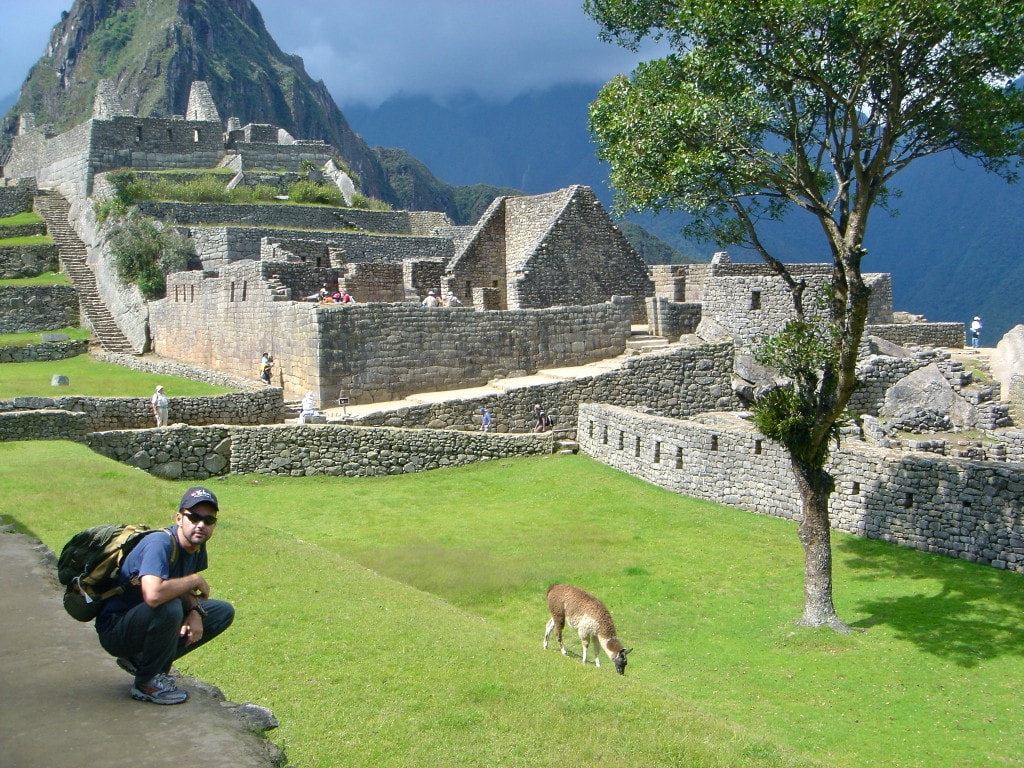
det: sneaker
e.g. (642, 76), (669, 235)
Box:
(116, 657), (138, 676)
(130, 673), (189, 705)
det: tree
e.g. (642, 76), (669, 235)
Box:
(586, 0), (1024, 630)
(108, 217), (193, 299)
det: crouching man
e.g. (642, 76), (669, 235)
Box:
(95, 487), (235, 705)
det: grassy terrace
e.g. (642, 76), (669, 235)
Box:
(0, 272), (71, 288)
(0, 355), (231, 396)
(2, 439), (1021, 767)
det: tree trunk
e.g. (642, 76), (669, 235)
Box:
(790, 458), (850, 632)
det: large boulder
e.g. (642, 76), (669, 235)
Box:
(879, 363), (975, 431)
(990, 324), (1024, 400)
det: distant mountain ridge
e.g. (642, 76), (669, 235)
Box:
(346, 86), (1024, 342)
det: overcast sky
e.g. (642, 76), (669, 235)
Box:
(0, 0), (663, 108)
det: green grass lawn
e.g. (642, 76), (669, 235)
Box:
(0, 271), (71, 287)
(0, 211), (44, 227)
(0, 326), (89, 348)
(2, 442), (1021, 767)
(0, 234), (52, 246)
(0, 355), (233, 397)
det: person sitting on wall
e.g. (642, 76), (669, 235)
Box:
(446, 294), (462, 307)
(260, 354), (274, 385)
(341, 290), (355, 304)
(299, 391), (319, 423)
(422, 290), (439, 308)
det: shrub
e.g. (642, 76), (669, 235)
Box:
(287, 179), (343, 206)
(108, 218), (192, 298)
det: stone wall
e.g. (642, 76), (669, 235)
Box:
(579, 403), (1024, 573)
(86, 424), (233, 479)
(151, 264), (636, 403)
(0, 285), (78, 333)
(865, 322), (966, 349)
(135, 200), (450, 236)
(700, 264), (893, 350)
(316, 298), (633, 404)
(349, 340), (738, 432)
(0, 243), (59, 279)
(229, 424), (551, 476)
(84, 423), (552, 480)
(0, 339), (89, 363)
(646, 297), (703, 339)
(0, 409), (89, 442)
(190, 226), (454, 271)
(0, 178), (36, 217)
(0, 388), (282, 438)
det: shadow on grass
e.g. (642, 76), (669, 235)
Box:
(838, 535), (1024, 667)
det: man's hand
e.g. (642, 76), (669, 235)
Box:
(180, 610), (204, 646)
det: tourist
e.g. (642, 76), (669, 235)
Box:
(341, 290), (354, 304)
(151, 385), (169, 427)
(260, 354), (274, 385)
(95, 487), (235, 705)
(422, 290), (440, 308)
(446, 294), (462, 307)
(533, 408), (552, 433)
(300, 391), (319, 423)
(970, 316), (983, 348)
(481, 407), (493, 433)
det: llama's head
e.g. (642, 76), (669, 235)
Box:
(613, 647), (632, 675)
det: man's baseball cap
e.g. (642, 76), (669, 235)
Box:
(180, 486), (219, 512)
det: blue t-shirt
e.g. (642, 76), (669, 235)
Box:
(96, 526), (207, 631)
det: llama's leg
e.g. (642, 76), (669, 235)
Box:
(580, 632), (590, 665)
(544, 618), (555, 650)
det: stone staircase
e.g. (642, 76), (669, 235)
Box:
(34, 189), (135, 354)
(626, 327), (670, 352)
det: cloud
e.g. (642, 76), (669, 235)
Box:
(0, 0), (665, 108)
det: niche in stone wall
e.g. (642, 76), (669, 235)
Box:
(654, 441), (661, 463)
(617, 431), (624, 450)
(754, 439), (763, 455)
(750, 290), (762, 310)
(136, 126), (142, 143)
(710, 435), (719, 451)
(851, 481), (860, 495)
(602, 425), (609, 444)
(674, 445), (683, 469)
(904, 492), (914, 508)
(634, 436), (641, 457)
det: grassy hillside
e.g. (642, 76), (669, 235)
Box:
(4, 442), (1023, 767)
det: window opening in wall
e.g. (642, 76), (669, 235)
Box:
(963, 501), (972, 510)
(851, 481), (860, 495)
(750, 290), (762, 310)
(634, 436), (641, 457)
(492, 279), (499, 288)
(315, 256), (324, 268)
(136, 126), (142, 143)
(190, 285), (195, 303)
(241, 281), (247, 301)
(167, 127), (173, 142)
(617, 431), (624, 450)
(654, 442), (661, 463)
(588, 421), (594, 439)
(710, 435), (719, 451)
(904, 492), (914, 508)
(602, 425), (609, 444)
(194, 129), (200, 143)
(754, 439), (763, 455)
(674, 445), (683, 469)
(230, 282), (235, 302)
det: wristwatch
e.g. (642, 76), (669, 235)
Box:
(189, 602), (208, 618)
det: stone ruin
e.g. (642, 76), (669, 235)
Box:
(2, 79), (1022, 471)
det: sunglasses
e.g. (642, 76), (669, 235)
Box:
(183, 511), (218, 525)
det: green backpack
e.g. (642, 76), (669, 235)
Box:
(57, 524), (176, 622)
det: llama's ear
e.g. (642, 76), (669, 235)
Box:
(624, 648), (633, 655)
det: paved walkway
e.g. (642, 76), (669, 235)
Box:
(0, 531), (279, 768)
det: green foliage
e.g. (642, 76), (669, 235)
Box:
(0, 326), (89, 349)
(92, 13), (136, 60)
(750, 315), (845, 464)
(348, 193), (392, 211)
(286, 179), (343, 206)
(6, 446), (1024, 766)
(107, 218), (192, 298)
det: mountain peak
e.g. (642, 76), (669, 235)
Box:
(2, 0), (392, 198)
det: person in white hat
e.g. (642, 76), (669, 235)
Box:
(970, 316), (983, 349)
(151, 385), (169, 427)
(421, 290), (440, 308)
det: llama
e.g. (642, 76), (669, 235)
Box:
(544, 583), (631, 674)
